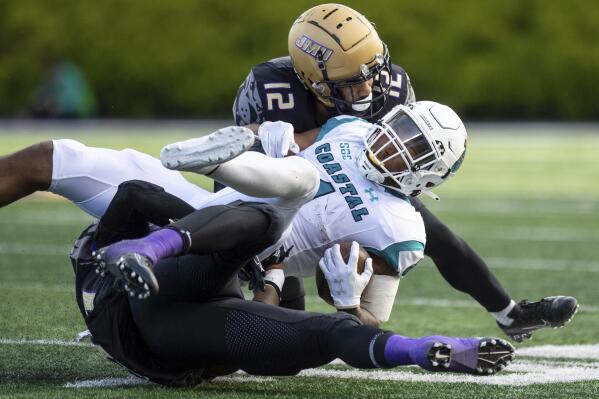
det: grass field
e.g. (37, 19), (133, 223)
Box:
(1, 126), (599, 398)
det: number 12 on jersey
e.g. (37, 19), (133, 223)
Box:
(264, 83), (295, 110)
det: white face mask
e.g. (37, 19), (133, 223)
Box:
(351, 93), (372, 112)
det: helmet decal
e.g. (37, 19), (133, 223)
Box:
(295, 35), (334, 62)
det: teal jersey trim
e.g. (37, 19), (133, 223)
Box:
(316, 116), (363, 142)
(364, 240), (425, 273)
(314, 180), (335, 199)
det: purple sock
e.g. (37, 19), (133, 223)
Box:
(384, 335), (421, 366)
(142, 228), (185, 264)
(106, 228), (184, 265)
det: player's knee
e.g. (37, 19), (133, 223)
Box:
(116, 180), (164, 201)
(294, 158), (320, 200)
(254, 203), (288, 246)
(329, 310), (362, 327)
(230, 202), (287, 251)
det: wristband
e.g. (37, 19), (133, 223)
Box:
(264, 268), (285, 292)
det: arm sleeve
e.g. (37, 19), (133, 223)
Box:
(233, 70), (265, 126)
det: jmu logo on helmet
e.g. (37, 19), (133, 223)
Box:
(295, 35), (334, 61)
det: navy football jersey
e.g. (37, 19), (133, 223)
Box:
(233, 56), (415, 132)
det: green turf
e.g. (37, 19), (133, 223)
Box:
(1, 129), (599, 397)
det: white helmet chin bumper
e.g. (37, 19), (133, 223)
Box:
(358, 101), (468, 198)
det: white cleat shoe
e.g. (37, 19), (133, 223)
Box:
(160, 126), (255, 174)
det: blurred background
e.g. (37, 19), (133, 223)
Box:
(1, 0), (598, 120)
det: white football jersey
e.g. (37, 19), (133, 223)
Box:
(282, 116), (426, 277)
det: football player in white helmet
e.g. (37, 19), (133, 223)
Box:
(358, 101), (467, 200)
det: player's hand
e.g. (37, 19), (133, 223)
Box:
(318, 241), (373, 309)
(257, 121), (299, 158)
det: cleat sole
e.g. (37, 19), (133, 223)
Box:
(94, 249), (159, 299)
(160, 126), (255, 173)
(474, 337), (515, 375)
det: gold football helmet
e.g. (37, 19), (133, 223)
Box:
(288, 3), (392, 117)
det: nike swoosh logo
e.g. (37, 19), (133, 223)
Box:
(520, 320), (549, 330)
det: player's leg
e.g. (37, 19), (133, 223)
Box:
(129, 295), (514, 376)
(50, 139), (210, 218)
(97, 201), (287, 298)
(0, 141), (53, 207)
(278, 276), (305, 310)
(415, 198), (578, 341)
(161, 126), (320, 209)
(94, 180), (196, 247)
(1, 138), (209, 217)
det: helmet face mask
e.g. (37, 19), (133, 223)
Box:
(358, 102), (468, 197)
(314, 44), (392, 118)
(288, 4), (392, 118)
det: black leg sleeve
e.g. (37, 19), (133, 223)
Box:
(171, 201), (286, 256)
(96, 180), (195, 246)
(415, 199), (511, 312)
(128, 202), (287, 302)
(129, 296), (379, 376)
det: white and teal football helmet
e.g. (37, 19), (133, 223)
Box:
(357, 101), (467, 198)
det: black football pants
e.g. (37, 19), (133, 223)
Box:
(126, 200), (385, 376)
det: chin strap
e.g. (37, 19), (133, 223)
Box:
(421, 191), (440, 201)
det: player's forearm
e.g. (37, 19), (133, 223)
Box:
(245, 123), (260, 134)
(252, 285), (281, 306)
(294, 128), (320, 150)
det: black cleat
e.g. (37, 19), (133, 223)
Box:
(426, 337), (514, 375)
(93, 249), (158, 299)
(498, 296), (579, 342)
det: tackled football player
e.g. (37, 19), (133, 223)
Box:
(71, 127), (514, 386)
(229, 3), (578, 341)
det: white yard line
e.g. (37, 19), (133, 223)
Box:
(62, 360), (599, 388)
(294, 361), (599, 385)
(433, 200), (599, 215)
(2, 338), (599, 387)
(485, 257), (599, 272)
(518, 344), (599, 359)
(64, 376), (150, 388)
(0, 338), (92, 347)
(485, 228), (599, 243)
(305, 295), (599, 313)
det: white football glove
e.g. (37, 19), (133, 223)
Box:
(257, 121), (299, 158)
(318, 242), (373, 309)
